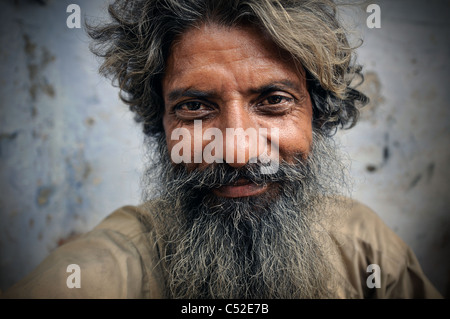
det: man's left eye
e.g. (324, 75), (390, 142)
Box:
(267, 95), (283, 104)
(260, 95), (293, 106)
(178, 101), (204, 111)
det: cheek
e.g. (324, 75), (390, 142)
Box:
(273, 105), (313, 161)
(162, 115), (172, 144)
(162, 115), (173, 152)
(277, 122), (313, 160)
(163, 115), (181, 161)
(162, 116), (202, 169)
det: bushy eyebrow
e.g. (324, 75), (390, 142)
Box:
(248, 80), (300, 96)
(166, 88), (217, 104)
(165, 80), (302, 104)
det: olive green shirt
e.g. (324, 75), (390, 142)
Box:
(2, 199), (442, 299)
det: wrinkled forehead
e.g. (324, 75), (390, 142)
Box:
(163, 22), (306, 89)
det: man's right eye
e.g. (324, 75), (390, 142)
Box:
(173, 101), (215, 120)
(176, 101), (204, 111)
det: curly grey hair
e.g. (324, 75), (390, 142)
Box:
(88, 0), (368, 137)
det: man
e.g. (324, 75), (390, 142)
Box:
(2, 0), (442, 298)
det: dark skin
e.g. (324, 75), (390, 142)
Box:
(162, 23), (313, 198)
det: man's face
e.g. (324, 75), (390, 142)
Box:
(151, 22), (344, 299)
(162, 23), (313, 198)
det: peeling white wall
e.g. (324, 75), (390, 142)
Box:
(0, 0), (145, 292)
(0, 0), (448, 297)
(336, 0), (450, 297)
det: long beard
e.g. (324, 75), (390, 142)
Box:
(141, 130), (350, 299)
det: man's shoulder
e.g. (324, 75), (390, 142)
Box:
(328, 196), (412, 272)
(331, 197), (407, 255)
(93, 204), (154, 237)
(328, 197), (442, 298)
(2, 202), (165, 299)
(92, 199), (169, 240)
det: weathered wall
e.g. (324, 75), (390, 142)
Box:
(0, 0), (448, 297)
(0, 0), (144, 292)
(336, 0), (450, 297)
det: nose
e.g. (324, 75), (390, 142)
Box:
(217, 101), (260, 168)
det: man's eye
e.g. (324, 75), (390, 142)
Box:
(173, 101), (215, 120)
(261, 95), (292, 105)
(255, 94), (294, 115)
(176, 101), (204, 111)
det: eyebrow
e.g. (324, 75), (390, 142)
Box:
(248, 80), (300, 96)
(165, 80), (301, 104)
(166, 88), (217, 104)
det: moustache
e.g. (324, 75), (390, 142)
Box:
(166, 157), (309, 192)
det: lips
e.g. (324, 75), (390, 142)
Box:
(212, 178), (269, 198)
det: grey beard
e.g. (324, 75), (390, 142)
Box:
(141, 130), (350, 299)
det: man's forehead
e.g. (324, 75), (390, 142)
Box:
(163, 23), (306, 95)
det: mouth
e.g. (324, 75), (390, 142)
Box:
(212, 178), (269, 198)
